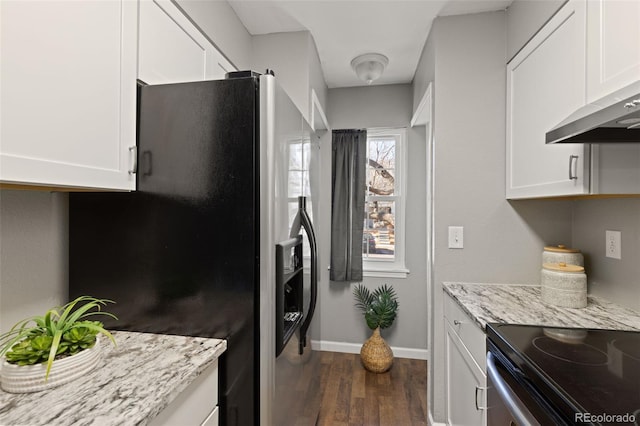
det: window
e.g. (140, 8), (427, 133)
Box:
(363, 128), (408, 278)
(287, 135), (315, 258)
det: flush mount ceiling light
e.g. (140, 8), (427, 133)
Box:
(351, 53), (389, 85)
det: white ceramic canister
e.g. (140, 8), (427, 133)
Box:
(541, 262), (587, 308)
(542, 245), (584, 266)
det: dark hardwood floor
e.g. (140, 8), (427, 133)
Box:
(316, 351), (428, 426)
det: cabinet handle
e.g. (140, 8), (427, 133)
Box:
(475, 386), (488, 410)
(128, 146), (138, 175)
(568, 155), (578, 180)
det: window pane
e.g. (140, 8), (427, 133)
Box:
(288, 143), (303, 169)
(288, 171), (303, 197)
(363, 200), (395, 260)
(302, 171), (310, 197)
(367, 138), (395, 196)
(289, 200), (312, 257)
(288, 141), (310, 197)
(303, 142), (310, 169)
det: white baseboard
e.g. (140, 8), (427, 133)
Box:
(310, 339), (429, 361)
(311, 340), (361, 354)
(392, 346), (430, 360)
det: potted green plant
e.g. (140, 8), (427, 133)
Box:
(353, 283), (399, 373)
(0, 296), (117, 393)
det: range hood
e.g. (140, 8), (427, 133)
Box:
(546, 90), (640, 144)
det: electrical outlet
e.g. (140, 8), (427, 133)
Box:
(448, 226), (464, 249)
(605, 230), (621, 259)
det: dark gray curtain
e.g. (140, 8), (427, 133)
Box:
(330, 129), (367, 282)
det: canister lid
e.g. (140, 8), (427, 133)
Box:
(544, 244), (581, 253)
(542, 262), (585, 273)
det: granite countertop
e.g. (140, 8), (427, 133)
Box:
(0, 331), (226, 426)
(444, 282), (640, 332)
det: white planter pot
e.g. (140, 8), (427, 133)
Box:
(0, 338), (101, 393)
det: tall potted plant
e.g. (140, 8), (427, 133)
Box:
(353, 283), (399, 373)
(0, 296), (117, 393)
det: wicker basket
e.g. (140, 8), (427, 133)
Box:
(360, 327), (393, 373)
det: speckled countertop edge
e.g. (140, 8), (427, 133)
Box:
(0, 331), (226, 426)
(443, 282), (640, 332)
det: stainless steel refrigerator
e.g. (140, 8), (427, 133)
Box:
(69, 71), (320, 426)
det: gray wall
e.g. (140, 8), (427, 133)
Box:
(0, 191), (68, 334)
(329, 84), (414, 129)
(506, 0), (565, 61)
(572, 199), (640, 311)
(251, 31), (328, 123)
(252, 32), (312, 122)
(176, 0), (253, 70)
(308, 36), (328, 115)
(412, 26), (436, 115)
(317, 84), (428, 351)
(420, 11), (574, 422)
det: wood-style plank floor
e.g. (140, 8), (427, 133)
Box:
(316, 351), (428, 426)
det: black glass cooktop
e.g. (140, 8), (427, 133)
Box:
(487, 323), (640, 425)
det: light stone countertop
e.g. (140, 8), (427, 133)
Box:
(0, 331), (226, 426)
(443, 282), (640, 332)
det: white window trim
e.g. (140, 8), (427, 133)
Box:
(363, 128), (409, 279)
(286, 135), (315, 262)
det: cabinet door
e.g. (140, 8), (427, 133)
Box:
(139, 0), (235, 85)
(446, 323), (486, 426)
(587, 0), (640, 103)
(149, 359), (218, 426)
(201, 407), (219, 426)
(0, 1), (137, 190)
(506, 0), (590, 199)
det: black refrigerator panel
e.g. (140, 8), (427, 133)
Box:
(70, 78), (258, 337)
(220, 318), (255, 426)
(69, 77), (260, 425)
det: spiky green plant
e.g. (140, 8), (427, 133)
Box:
(0, 296), (117, 380)
(353, 284), (399, 330)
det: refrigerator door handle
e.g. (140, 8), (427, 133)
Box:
(290, 196), (318, 355)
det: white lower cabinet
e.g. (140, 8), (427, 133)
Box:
(150, 359), (219, 426)
(444, 294), (486, 426)
(202, 406), (219, 426)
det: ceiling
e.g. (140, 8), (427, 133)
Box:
(229, 0), (514, 89)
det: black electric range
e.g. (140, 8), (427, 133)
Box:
(487, 323), (640, 425)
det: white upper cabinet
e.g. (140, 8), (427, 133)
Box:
(0, 0), (236, 190)
(507, 0), (590, 199)
(138, 0), (235, 85)
(586, 0), (640, 103)
(0, 1), (138, 190)
(507, 0), (640, 199)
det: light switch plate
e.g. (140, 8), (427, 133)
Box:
(448, 226), (464, 249)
